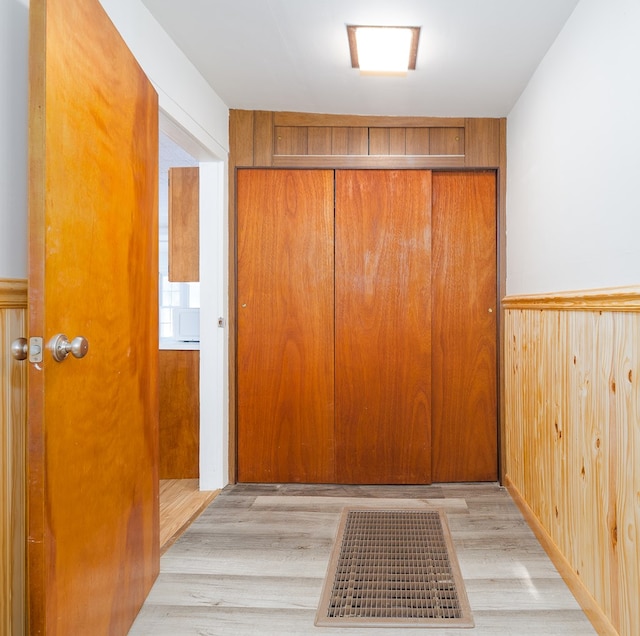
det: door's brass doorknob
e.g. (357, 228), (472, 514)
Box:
(49, 334), (89, 362)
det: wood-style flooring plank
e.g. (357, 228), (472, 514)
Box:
(251, 495), (468, 511)
(159, 479), (219, 554)
(131, 483), (597, 635)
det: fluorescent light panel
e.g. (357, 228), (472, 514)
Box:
(348, 25), (420, 75)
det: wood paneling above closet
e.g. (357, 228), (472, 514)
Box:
(274, 126), (464, 157)
(230, 110), (500, 169)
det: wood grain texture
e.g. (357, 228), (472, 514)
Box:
(168, 167), (199, 282)
(130, 483), (597, 635)
(505, 477), (618, 636)
(228, 114), (246, 482)
(405, 127), (430, 154)
(272, 154), (465, 169)
(159, 350), (200, 479)
(503, 286), (640, 311)
(464, 118), (501, 167)
(253, 111), (274, 167)
(274, 112), (466, 128)
(0, 280), (27, 636)
(228, 111), (508, 489)
(430, 127), (464, 155)
(274, 126), (308, 155)
(331, 127), (368, 155)
(389, 128), (408, 155)
(368, 127), (392, 155)
(28, 0), (159, 632)
(237, 170), (336, 482)
(0, 280), (28, 308)
(273, 124), (462, 159)
(498, 117), (507, 484)
(335, 170), (432, 484)
(504, 302), (640, 636)
(431, 172), (498, 482)
(229, 110), (254, 167)
(159, 480), (218, 554)
(239, 111), (501, 170)
(307, 126), (332, 155)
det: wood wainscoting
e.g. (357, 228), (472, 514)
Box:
(503, 287), (640, 636)
(0, 279), (27, 636)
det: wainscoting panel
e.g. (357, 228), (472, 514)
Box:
(0, 279), (27, 636)
(504, 288), (640, 636)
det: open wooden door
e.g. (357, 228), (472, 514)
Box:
(28, 0), (159, 633)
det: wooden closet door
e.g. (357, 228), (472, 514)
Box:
(335, 170), (432, 484)
(431, 171), (497, 481)
(237, 169), (335, 482)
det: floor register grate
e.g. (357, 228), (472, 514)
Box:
(315, 508), (474, 628)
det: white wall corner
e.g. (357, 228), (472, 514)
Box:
(506, 0), (640, 295)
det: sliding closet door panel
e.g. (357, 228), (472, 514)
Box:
(335, 170), (432, 484)
(237, 169), (335, 482)
(431, 171), (497, 481)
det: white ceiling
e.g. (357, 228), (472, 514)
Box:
(141, 0), (580, 118)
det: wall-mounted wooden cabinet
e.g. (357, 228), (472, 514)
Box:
(168, 166), (199, 282)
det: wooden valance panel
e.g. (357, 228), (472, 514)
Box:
(230, 110), (502, 169)
(273, 125), (464, 157)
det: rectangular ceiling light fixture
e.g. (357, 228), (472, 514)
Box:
(347, 25), (420, 76)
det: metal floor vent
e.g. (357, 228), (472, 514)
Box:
(315, 508), (474, 628)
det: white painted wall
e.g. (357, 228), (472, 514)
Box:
(506, 0), (640, 295)
(0, 0), (29, 279)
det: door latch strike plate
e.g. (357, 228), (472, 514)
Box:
(29, 337), (43, 363)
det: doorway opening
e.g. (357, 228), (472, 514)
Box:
(158, 114), (227, 548)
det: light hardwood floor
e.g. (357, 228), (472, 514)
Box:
(132, 483), (597, 635)
(159, 479), (219, 554)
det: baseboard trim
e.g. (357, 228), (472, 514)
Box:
(504, 475), (619, 636)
